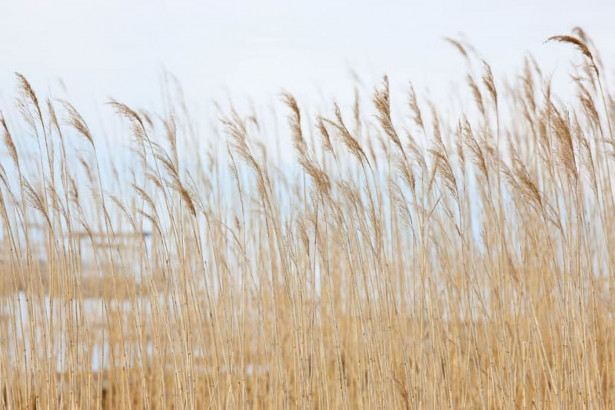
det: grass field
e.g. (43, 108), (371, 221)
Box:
(1, 29), (615, 408)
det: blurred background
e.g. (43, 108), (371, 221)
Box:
(1, 0), (614, 119)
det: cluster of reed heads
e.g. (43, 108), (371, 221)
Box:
(1, 28), (615, 408)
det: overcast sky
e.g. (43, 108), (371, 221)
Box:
(1, 0), (614, 119)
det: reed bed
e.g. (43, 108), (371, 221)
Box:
(1, 29), (615, 408)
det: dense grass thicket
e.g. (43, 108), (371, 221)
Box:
(1, 29), (615, 408)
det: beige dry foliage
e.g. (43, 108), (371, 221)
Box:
(1, 30), (615, 409)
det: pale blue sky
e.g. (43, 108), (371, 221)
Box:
(1, 0), (614, 120)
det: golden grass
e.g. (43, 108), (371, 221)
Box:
(1, 29), (615, 408)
